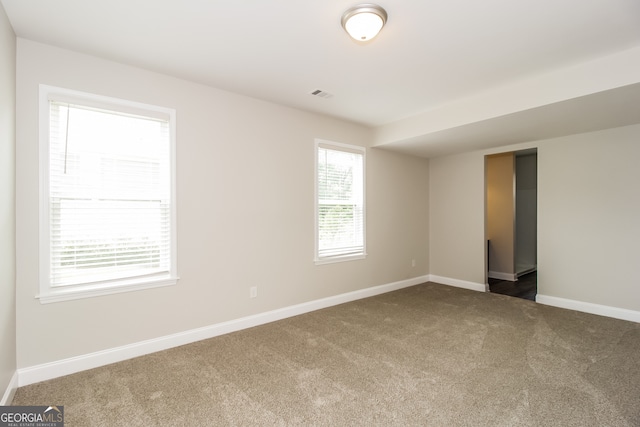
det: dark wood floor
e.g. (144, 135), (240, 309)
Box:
(488, 271), (537, 301)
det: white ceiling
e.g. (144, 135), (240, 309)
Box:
(3, 0), (640, 157)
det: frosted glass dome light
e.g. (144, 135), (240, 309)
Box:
(341, 4), (388, 42)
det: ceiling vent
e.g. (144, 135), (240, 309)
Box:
(310, 89), (333, 99)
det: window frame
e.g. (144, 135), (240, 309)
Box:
(314, 138), (366, 265)
(38, 85), (178, 303)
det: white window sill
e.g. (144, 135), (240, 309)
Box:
(37, 275), (179, 304)
(315, 254), (366, 265)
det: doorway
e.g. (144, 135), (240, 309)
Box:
(485, 149), (537, 300)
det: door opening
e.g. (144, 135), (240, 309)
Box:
(485, 148), (537, 300)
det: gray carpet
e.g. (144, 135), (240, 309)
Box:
(12, 282), (640, 426)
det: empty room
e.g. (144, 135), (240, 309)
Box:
(1, 1), (639, 425)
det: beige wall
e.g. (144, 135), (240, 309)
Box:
(15, 39), (429, 368)
(429, 124), (640, 312)
(0, 3), (17, 398)
(537, 125), (640, 311)
(486, 153), (515, 277)
(428, 151), (485, 285)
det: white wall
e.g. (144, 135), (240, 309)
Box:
(0, 3), (17, 401)
(15, 39), (430, 369)
(429, 124), (640, 314)
(374, 45), (640, 147)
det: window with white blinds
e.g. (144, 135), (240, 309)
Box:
(39, 85), (177, 303)
(315, 139), (366, 264)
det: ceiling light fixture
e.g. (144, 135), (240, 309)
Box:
(341, 4), (387, 42)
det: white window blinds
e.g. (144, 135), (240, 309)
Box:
(315, 140), (365, 262)
(45, 93), (175, 291)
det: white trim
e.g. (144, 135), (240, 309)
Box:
(37, 275), (178, 304)
(314, 138), (366, 264)
(488, 271), (517, 281)
(428, 275), (488, 292)
(536, 294), (640, 323)
(18, 275), (429, 386)
(40, 85), (173, 119)
(38, 85), (178, 304)
(1, 371), (18, 405)
(314, 253), (366, 265)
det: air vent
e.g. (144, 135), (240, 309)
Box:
(310, 89), (333, 99)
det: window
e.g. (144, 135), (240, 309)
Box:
(39, 85), (177, 303)
(315, 139), (366, 264)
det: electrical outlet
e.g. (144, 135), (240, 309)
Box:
(249, 286), (258, 299)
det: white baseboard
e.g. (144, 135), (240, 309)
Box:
(428, 275), (488, 292)
(1, 371), (18, 405)
(488, 271), (517, 281)
(18, 275), (429, 387)
(536, 294), (640, 323)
